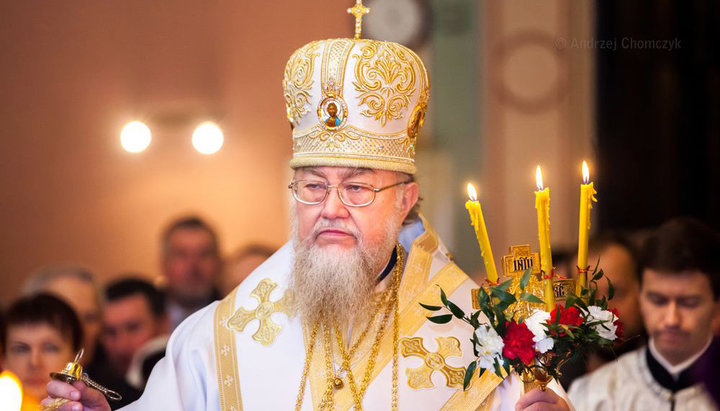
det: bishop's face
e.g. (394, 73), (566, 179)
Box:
(293, 166), (418, 259)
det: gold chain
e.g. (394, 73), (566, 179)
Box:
(294, 321), (319, 411)
(294, 245), (404, 411)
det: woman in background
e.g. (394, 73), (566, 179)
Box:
(1, 293), (82, 410)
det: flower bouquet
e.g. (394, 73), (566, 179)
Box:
(422, 265), (623, 391)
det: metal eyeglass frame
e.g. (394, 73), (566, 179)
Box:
(288, 179), (411, 207)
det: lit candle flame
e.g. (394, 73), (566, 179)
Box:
(582, 161), (590, 184)
(535, 166), (544, 190)
(467, 183), (478, 201)
(0, 371), (22, 411)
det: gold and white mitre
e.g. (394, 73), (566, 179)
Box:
(283, 31), (430, 174)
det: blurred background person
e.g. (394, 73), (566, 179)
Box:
(1, 293), (81, 410)
(101, 277), (169, 394)
(569, 217), (720, 410)
(161, 216), (223, 330)
(220, 243), (276, 295)
(22, 265), (103, 367)
(559, 231), (645, 389)
(102, 277), (169, 393)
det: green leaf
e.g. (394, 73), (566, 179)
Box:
(520, 268), (532, 290)
(427, 314), (453, 324)
(439, 287), (449, 306)
(463, 361), (477, 390)
(560, 324), (575, 338)
(575, 295), (588, 311)
(491, 287), (515, 304)
(592, 269), (604, 282)
(496, 279), (513, 292)
(520, 292), (545, 304)
(606, 276), (615, 300)
(565, 293), (577, 308)
(493, 361), (503, 378)
(476, 288), (490, 309)
(419, 302), (442, 311)
(447, 300), (466, 319)
(470, 311), (482, 327)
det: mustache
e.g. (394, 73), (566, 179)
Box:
(310, 218), (361, 240)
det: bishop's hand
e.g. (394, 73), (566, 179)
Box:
(43, 380), (111, 411)
(515, 387), (571, 411)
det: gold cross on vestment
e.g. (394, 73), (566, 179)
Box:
(226, 278), (295, 346)
(347, 0), (370, 40)
(400, 336), (465, 389)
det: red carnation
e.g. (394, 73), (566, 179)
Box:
(502, 321), (535, 365)
(548, 304), (583, 336)
(610, 308), (624, 341)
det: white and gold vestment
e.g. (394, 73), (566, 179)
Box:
(122, 218), (569, 411)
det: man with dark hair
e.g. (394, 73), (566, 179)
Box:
(569, 217), (720, 410)
(161, 216), (223, 330)
(101, 278), (168, 382)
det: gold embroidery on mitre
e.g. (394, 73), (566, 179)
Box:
(226, 278), (295, 346)
(353, 41), (417, 126)
(296, 124), (411, 157)
(321, 39), (354, 97)
(283, 42), (320, 128)
(400, 336), (465, 389)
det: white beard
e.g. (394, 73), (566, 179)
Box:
(289, 211), (402, 326)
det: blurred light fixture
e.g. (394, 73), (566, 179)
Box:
(192, 121), (224, 154)
(120, 121), (152, 153)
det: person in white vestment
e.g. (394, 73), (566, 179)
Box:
(569, 218), (720, 411)
(44, 3), (574, 410)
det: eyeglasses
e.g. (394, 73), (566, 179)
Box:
(288, 179), (411, 207)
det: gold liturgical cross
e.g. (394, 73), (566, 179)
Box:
(504, 245), (545, 317)
(347, 0), (370, 39)
(226, 278), (295, 346)
(472, 244), (542, 310)
(502, 244), (541, 277)
(400, 336), (465, 389)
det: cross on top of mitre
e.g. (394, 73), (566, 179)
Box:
(347, 0), (370, 40)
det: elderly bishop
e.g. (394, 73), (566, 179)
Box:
(45, 3), (572, 411)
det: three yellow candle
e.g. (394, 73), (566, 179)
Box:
(534, 166), (555, 310)
(465, 183), (499, 284)
(576, 161), (597, 294)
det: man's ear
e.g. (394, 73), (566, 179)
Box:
(399, 182), (419, 220)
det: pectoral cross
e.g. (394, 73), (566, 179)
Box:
(347, 0), (370, 40)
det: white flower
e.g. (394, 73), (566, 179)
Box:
(474, 326), (505, 369)
(524, 309), (554, 353)
(585, 305), (618, 341)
